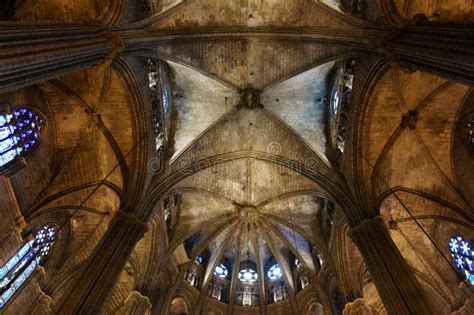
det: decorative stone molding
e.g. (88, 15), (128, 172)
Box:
(451, 296), (473, 315)
(343, 298), (379, 315)
(30, 290), (53, 315)
(117, 291), (152, 315)
(115, 210), (149, 232)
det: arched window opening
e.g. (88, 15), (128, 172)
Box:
(236, 284), (259, 306)
(295, 258), (302, 268)
(147, 59), (171, 161)
(0, 107), (44, 168)
(298, 270), (311, 290)
(195, 255), (203, 265)
(208, 279), (227, 302)
(0, 225), (55, 308)
(267, 263), (283, 280)
(449, 236), (474, 285)
(267, 281), (288, 303)
(328, 59), (354, 160)
(185, 264), (200, 288)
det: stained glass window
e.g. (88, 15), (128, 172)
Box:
(195, 255), (203, 265)
(449, 236), (474, 285)
(0, 225), (55, 308)
(267, 264), (282, 280)
(214, 263), (228, 278)
(238, 268), (258, 283)
(467, 117), (474, 153)
(0, 107), (44, 168)
(147, 59), (170, 154)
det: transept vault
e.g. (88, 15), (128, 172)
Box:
(0, 1), (473, 315)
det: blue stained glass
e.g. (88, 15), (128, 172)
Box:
(267, 264), (282, 280)
(0, 137), (18, 154)
(0, 225), (55, 309)
(0, 149), (19, 167)
(461, 241), (471, 255)
(450, 236), (474, 286)
(0, 115), (12, 127)
(0, 126), (15, 141)
(0, 107), (44, 168)
(1, 287), (15, 304)
(449, 238), (459, 253)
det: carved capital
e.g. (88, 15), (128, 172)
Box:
(117, 291), (152, 315)
(343, 298), (379, 315)
(347, 216), (386, 238)
(114, 210), (148, 233)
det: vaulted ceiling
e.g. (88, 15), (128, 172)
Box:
(3, 0), (473, 314)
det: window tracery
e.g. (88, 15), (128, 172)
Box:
(267, 264), (283, 280)
(267, 281), (288, 303)
(0, 107), (44, 168)
(449, 236), (474, 285)
(0, 225), (55, 308)
(214, 263), (228, 278)
(238, 268), (258, 283)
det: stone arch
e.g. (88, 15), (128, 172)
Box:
(169, 297), (189, 315)
(307, 302), (325, 315)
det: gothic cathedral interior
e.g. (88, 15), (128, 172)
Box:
(0, 1), (473, 314)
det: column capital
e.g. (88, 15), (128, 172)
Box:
(114, 210), (148, 233)
(343, 298), (379, 315)
(347, 215), (385, 237)
(118, 291), (152, 314)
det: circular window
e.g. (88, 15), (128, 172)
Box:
(267, 264), (283, 280)
(238, 268), (258, 283)
(214, 263), (228, 278)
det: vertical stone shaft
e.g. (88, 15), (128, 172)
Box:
(57, 211), (147, 314)
(383, 22), (474, 85)
(348, 216), (433, 315)
(0, 21), (121, 93)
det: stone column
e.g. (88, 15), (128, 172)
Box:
(343, 298), (378, 315)
(31, 290), (53, 315)
(348, 216), (433, 315)
(57, 210), (147, 314)
(380, 21), (474, 85)
(117, 291), (152, 315)
(0, 21), (123, 93)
